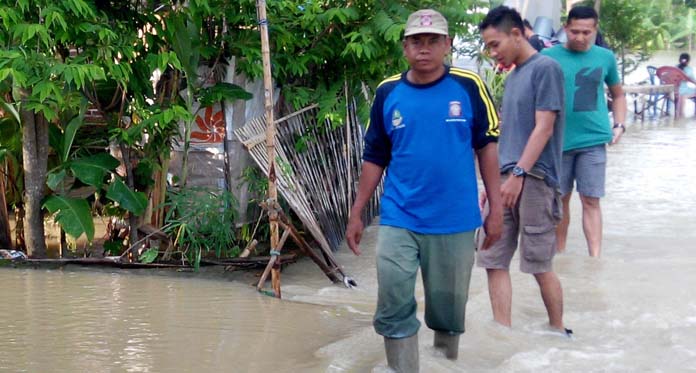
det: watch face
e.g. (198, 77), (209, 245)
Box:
(512, 166), (525, 176)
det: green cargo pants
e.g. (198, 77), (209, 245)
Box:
(373, 225), (476, 338)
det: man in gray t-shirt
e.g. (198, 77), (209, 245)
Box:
(478, 6), (571, 337)
(498, 53), (564, 188)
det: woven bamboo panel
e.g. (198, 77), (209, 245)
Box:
(234, 104), (381, 253)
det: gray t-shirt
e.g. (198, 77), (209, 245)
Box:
(499, 53), (564, 188)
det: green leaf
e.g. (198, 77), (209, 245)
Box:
(139, 247), (158, 264)
(0, 68), (11, 82)
(62, 107), (87, 162)
(385, 24), (404, 42)
(0, 99), (20, 124)
(198, 82), (253, 107)
(70, 153), (120, 187)
(43, 195), (95, 241)
(47, 169), (67, 191)
(168, 13), (200, 88)
(103, 239), (124, 255)
(106, 178), (147, 215)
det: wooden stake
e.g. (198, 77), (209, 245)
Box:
(256, 0), (281, 298)
(256, 228), (291, 292)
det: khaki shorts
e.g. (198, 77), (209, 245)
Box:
(477, 174), (562, 274)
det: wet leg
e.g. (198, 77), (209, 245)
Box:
(580, 195), (602, 257)
(534, 271), (564, 330)
(486, 268), (512, 327)
(555, 193), (572, 252)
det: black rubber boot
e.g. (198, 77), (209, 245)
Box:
(384, 334), (419, 373)
(433, 331), (460, 360)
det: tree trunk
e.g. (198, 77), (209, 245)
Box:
(150, 157), (169, 228)
(0, 160), (12, 249)
(14, 204), (25, 251)
(20, 106), (49, 258)
(119, 143), (139, 261)
(180, 90), (194, 188)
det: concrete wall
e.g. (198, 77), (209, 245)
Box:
(169, 60), (271, 224)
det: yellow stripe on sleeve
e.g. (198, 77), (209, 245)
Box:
(377, 73), (402, 88)
(366, 74), (402, 131)
(450, 68), (500, 137)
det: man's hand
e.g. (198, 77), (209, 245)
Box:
(610, 127), (624, 145)
(480, 206), (503, 250)
(345, 216), (364, 256)
(479, 190), (487, 212)
(501, 175), (524, 209)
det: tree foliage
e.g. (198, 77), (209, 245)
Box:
(599, 0), (658, 80)
(0, 0), (486, 257)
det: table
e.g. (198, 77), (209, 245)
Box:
(623, 84), (674, 120)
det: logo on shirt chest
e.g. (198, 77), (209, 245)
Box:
(391, 109), (405, 129)
(446, 101), (468, 123)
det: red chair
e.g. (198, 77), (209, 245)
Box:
(655, 66), (696, 117)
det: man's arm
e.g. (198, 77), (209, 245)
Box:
(476, 142), (502, 249)
(345, 161), (384, 255)
(501, 110), (556, 208)
(608, 83), (626, 145)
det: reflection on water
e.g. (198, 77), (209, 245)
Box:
(0, 269), (364, 372)
(3, 119), (695, 372)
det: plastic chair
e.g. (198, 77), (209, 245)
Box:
(644, 65), (669, 117)
(656, 65), (696, 117)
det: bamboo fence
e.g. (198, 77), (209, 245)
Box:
(234, 103), (381, 257)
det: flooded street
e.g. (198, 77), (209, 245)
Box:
(282, 117), (696, 372)
(0, 118), (696, 372)
(2, 118), (696, 372)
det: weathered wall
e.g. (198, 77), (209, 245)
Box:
(169, 60), (271, 224)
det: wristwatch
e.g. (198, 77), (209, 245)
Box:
(512, 165), (527, 177)
(613, 123), (626, 133)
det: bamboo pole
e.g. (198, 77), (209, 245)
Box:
(344, 81), (353, 219)
(256, 0), (281, 298)
(256, 228), (291, 291)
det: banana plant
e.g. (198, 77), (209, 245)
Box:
(43, 104), (147, 243)
(671, 8), (696, 51)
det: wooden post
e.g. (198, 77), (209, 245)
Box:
(256, 0), (281, 298)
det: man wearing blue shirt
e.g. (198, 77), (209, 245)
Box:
(345, 8), (503, 372)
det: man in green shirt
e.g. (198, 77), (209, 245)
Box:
(542, 6), (626, 257)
